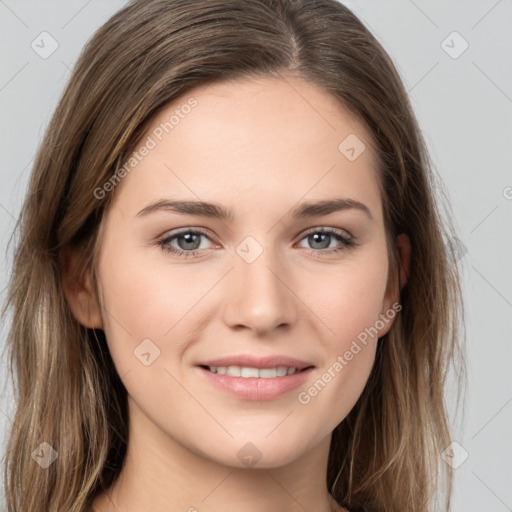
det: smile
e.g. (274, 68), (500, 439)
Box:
(203, 365), (299, 378)
(196, 365), (314, 401)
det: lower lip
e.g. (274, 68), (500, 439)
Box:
(196, 366), (314, 401)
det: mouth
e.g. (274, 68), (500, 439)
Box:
(196, 359), (315, 401)
(198, 364), (314, 378)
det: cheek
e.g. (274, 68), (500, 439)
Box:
(301, 247), (390, 350)
(95, 242), (206, 371)
(292, 248), (388, 420)
(294, 301), (382, 436)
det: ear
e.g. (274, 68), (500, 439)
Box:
(60, 246), (103, 329)
(377, 233), (411, 337)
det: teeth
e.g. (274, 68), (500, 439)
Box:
(207, 365), (300, 378)
(260, 368), (278, 378)
(227, 366), (241, 377)
(276, 366), (288, 377)
(241, 367), (259, 378)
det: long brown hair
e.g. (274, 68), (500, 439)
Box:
(1, 1), (466, 510)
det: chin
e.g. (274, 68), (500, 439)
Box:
(194, 433), (316, 470)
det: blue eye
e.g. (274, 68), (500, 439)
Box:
(158, 229), (213, 258)
(157, 227), (356, 258)
(297, 228), (355, 255)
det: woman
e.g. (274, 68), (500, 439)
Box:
(1, 0), (465, 511)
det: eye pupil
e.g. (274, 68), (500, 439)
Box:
(309, 233), (330, 249)
(178, 233), (201, 250)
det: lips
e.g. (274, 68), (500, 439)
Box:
(195, 354), (315, 401)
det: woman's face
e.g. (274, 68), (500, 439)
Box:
(86, 76), (401, 468)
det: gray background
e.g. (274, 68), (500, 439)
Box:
(1, 1), (511, 510)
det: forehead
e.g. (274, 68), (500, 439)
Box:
(146, 74), (374, 155)
(109, 75), (382, 221)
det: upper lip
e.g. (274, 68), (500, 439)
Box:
(197, 355), (315, 371)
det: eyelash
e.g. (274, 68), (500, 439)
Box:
(157, 227), (357, 259)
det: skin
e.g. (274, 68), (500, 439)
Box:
(63, 74), (410, 512)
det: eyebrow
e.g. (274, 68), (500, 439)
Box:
(136, 197), (374, 221)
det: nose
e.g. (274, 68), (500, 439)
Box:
(221, 244), (297, 336)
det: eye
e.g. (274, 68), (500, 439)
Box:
(157, 228), (215, 259)
(296, 228), (356, 255)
